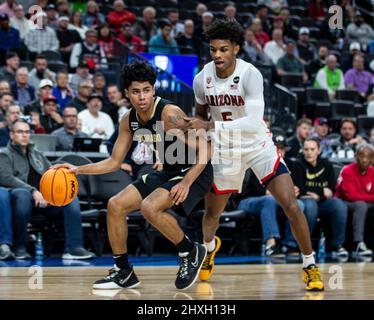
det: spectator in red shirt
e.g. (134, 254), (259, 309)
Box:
(118, 23), (145, 53)
(250, 18), (270, 48)
(97, 24), (115, 59)
(308, 0), (326, 22)
(335, 143), (374, 257)
(107, 0), (136, 34)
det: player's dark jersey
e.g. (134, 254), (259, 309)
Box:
(128, 96), (193, 172)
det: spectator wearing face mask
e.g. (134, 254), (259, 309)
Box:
(346, 11), (374, 51)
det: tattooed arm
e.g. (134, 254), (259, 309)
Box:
(162, 104), (211, 205)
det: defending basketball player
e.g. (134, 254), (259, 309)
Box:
(52, 61), (213, 290)
(185, 20), (324, 291)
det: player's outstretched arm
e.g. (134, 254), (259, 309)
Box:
(51, 114), (133, 175)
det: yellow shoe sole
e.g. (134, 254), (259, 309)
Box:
(199, 236), (221, 281)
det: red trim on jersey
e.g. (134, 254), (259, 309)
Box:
(212, 183), (239, 195)
(261, 155), (281, 184)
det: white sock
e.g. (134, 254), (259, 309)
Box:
(178, 252), (189, 258)
(205, 238), (216, 253)
(302, 253), (316, 268)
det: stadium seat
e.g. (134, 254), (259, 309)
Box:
(298, 17), (316, 27)
(357, 115), (374, 136)
(288, 0), (306, 6)
(289, 5), (306, 17)
(303, 87), (330, 119)
(130, 0), (155, 7)
(236, 3), (254, 13)
(182, 0), (198, 10)
(289, 15), (301, 26)
(48, 61), (68, 73)
(42, 50), (62, 62)
(331, 100), (355, 119)
(98, 4), (113, 15)
(280, 73), (304, 88)
(315, 104), (332, 118)
(157, 0), (178, 9)
(208, 3), (226, 12)
(20, 60), (34, 71)
(179, 10), (195, 20)
(335, 89), (360, 103)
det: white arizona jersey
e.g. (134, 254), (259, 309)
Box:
(193, 59), (286, 192)
(193, 59), (270, 150)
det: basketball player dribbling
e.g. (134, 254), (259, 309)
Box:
(185, 19), (324, 291)
(53, 61), (213, 290)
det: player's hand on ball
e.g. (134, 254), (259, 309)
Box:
(50, 163), (79, 174)
(170, 181), (190, 206)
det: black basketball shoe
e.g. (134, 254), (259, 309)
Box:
(175, 243), (207, 290)
(93, 266), (141, 289)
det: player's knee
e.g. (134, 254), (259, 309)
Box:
(140, 199), (156, 221)
(107, 196), (126, 218)
(205, 207), (221, 222)
(283, 200), (302, 221)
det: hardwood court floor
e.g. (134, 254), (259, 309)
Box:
(1, 263), (374, 300)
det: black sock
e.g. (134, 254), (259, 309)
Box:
(177, 235), (194, 254)
(113, 253), (130, 269)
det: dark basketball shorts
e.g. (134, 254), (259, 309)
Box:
(132, 163), (213, 216)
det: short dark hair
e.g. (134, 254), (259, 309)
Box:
(34, 54), (47, 62)
(10, 118), (30, 131)
(305, 137), (321, 149)
(256, 4), (269, 12)
(63, 105), (78, 113)
(158, 18), (172, 29)
(297, 117), (312, 127)
(340, 118), (357, 131)
(5, 51), (18, 60)
(56, 70), (69, 78)
(93, 72), (105, 79)
(107, 83), (119, 89)
(121, 60), (157, 90)
(0, 92), (13, 99)
(205, 19), (245, 48)
(168, 9), (179, 15)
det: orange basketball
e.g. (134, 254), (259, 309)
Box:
(40, 168), (79, 206)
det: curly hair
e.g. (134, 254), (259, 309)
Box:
(121, 60), (157, 89)
(205, 19), (245, 48)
